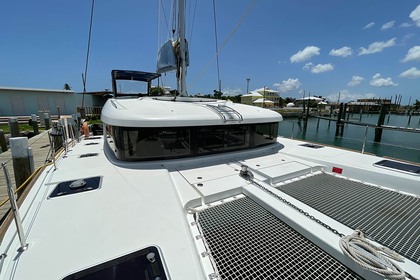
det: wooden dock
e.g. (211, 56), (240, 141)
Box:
(0, 131), (52, 218)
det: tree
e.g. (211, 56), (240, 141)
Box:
(414, 99), (420, 110)
(150, 87), (165, 96)
(63, 83), (72, 90)
(213, 90), (223, 99)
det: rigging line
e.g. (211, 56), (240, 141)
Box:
(82, 0), (95, 108)
(190, 0), (258, 87)
(172, 0), (177, 35)
(159, 0), (171, 38)
(212, 0), (221, 92)
(188, 0), (198, 47)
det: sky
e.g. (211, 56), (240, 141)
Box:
(1, 0), (420, 103)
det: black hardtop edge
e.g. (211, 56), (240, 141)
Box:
(111, 70), (161, 82)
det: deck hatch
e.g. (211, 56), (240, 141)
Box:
(62, 246), (167, 280)
(276, 173), (420, 264)
(373, 159), (420, 175)
(299, 143), (324, 149)
(197, 197), (363, 279)
(84, 142), (99, 146)
(79, 153), (99, 158)
(49, 176), (101, 198)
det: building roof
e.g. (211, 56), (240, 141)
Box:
(254, 87), (279, 94)
(0, 86), (74, 94)
(242, 91), (263, 97)
(253, 98), (274, 103)
(297, 96), (323, 101)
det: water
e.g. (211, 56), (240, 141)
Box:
(278, 114), (420, 163)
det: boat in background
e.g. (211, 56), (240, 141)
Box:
(0, 1), (419, 279)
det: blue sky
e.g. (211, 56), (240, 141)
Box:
(1, 0), (420, 103)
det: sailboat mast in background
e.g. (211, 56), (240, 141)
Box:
(156, 0), (189, 96)
(178, 0), (187, 96)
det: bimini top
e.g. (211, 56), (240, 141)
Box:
(111, 70), (161, 83)
(101, 97), (283, 127)
(111, 70), (161, 97)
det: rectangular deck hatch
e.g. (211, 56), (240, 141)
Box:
(79, 153), (99, 158)
(49, 176), (101, 198)
(62, 246), (167, 280)
(374, 159), (420, 175)
(299, 143), (324, 149)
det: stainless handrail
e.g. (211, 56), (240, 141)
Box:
(1, 163), (29, 252)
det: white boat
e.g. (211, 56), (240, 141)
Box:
(0, 1), (419, 279)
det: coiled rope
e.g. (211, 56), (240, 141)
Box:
(339, 230), (407, 279)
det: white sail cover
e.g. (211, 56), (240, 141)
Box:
(157, 39), (177, 74)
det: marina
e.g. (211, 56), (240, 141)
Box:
(279, 114), (420, 163)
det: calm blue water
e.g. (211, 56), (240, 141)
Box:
(278, 114), (420, 163)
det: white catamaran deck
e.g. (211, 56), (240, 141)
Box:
(0, 133), (418, 279)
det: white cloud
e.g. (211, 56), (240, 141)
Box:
(222, 87), (242, 96)
(303, 62), (313, 70)
(290, 46), (320, 63)
(273, 78), (301, 92)
(370, 73), (398, 87)
(325, 90), (376, 103)
(358, 38), (396, 55)
(409, 4), (420, 27)
(363, 22), (375, 29)
(381, 20), (395, 30)
(400, 22), (412, 28)
(399, 67), (420, 79)
(348, 76), (364, 87)
(312, 64), (334, 73)
(303, 63), (334, 74)
(401, 46), (420, 62)
(401, 33), (415, 43)
(329, 47), (352, 57)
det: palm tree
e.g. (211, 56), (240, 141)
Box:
(63, 83), (72, 90)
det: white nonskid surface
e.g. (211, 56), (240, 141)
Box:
(1, 137), (204, 280)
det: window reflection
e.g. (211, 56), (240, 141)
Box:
(107, 123), (277, 161)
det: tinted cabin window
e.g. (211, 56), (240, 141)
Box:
(107, 123), (278, 161)
(197, 125), (249, 154)
(114, 127), (191, 160)
(254, 123), (278, 147)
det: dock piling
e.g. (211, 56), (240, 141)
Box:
(0, 129), (7, 152)
(44, 113), (50, 130)
(9, 137), (31, 196)
(335, 103), (344, 136)
(374, 104), (388, 142)
(9, 118), (20, 137)
(31, 114), (39, 135)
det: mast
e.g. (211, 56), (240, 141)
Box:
(178, 0), (187, 96)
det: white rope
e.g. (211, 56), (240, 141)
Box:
(339, 230), (406, 279)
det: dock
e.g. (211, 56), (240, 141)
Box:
(0, 131), (52, 218)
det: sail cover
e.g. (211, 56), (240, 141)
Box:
(157, 40), (177, 74)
